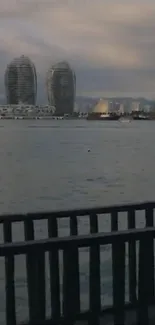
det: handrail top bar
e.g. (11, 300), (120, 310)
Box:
(0, 226), (155, 256)
(0, 201), (155, 223)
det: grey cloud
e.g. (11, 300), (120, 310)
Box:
(0, 1), (51, 18)
(0, 0), (72, 19)
(0, 0), (155, 97)
(76, 68), (155, 94)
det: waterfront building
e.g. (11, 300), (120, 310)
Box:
(5, 55), (37, 105)
(131, 101), (140, 112)
(87, 98), (120, 120)
(46, 61), (76, 116)
(143, 104), (151, 113)
(119, 103), (124, 115)
(93, 98), (109, 114)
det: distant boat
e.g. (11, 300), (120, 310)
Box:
(87, 113), (120, 121)
(119, 117), (132, 123)
(132, 115), (150, 120)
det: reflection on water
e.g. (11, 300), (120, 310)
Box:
(0, 119), (154, 323)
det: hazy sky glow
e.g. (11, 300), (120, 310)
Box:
(1, 0), (155, 99)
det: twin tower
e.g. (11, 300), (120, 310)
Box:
(4, 55), (76, 116)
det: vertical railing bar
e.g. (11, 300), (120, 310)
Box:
(112, 238), (125, 325)
(34, 248), (46, 320)
(111, 211), (118, 231)
(145, 207), (154, 301)
(24, 219), (36, 322)
(137, 236), (150, 325)
(89, 213), (100, 325)
(128, 209), (137, 305)
(70, 216), (80, 314)
(48, 217), (60, 320)
(111, 210), (125, 324)
(3, 220), (16, 325)
(63, 245), (76, 325)
(145, 207), (154, 227)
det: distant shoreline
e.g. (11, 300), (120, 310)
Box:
(0, 116), (85, 120)
(0, 115), (154, 121)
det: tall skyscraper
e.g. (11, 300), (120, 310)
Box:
(5, 55), (37, 105)
(46, 61), (76, 115)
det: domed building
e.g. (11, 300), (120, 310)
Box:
(46, 61), (76, 116)
(92, 99), (109, 114)
(5, 55), (37, 105)
(87, 99), (120, 120)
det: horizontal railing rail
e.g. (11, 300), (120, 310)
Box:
(0, 226), (155, 255)
(0, 200), (155, 222)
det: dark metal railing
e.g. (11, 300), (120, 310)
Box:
(1, 201), (155, 325)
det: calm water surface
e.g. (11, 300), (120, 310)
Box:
(0, 119), (154, 323)
(0, 119), (154, 212)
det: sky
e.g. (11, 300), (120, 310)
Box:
(1, 0), (155, 100)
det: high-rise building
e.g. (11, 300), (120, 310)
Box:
(5, 55), (37, 105)
(46, 61), (76, 115)
(131, 101), (140, 112)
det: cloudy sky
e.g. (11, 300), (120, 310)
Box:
(1, 0), (155, 100)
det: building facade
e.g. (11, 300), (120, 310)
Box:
(5, 55), (37, 105)
(131, 101), (140, 112)
(46, 61), (76, 115)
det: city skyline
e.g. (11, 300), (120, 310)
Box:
(0, 1), (155, 100)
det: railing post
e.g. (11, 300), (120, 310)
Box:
(128, 209), (137, 305)
(111, 211), (125, 324)
(33, 249), (46, 320)
(112, 238), (125, 325)
(3, 220), (16, 325)
(70, 216), (80, 314)
(111, 211), (118, 231)
(24, 219), (37, 322)
(63, 244), (78, 325)
(48, 217), (60, 321)
(145, 207), (154, 301)
(89, 213), (100, 325)
(138, 236), (150, 325)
